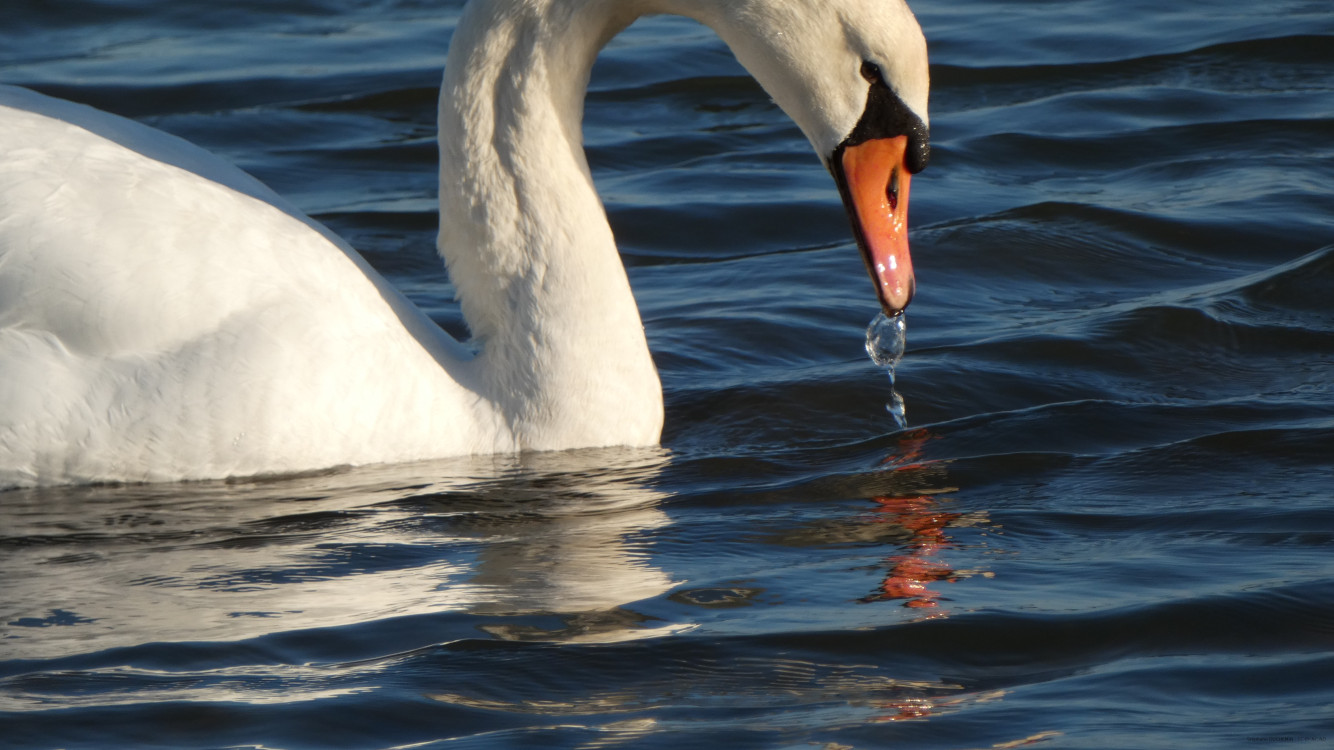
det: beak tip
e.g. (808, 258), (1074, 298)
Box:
(879, 275), (916, 316)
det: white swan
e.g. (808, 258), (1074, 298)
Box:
(0, 0), (929, 487)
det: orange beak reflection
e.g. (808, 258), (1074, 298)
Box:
(839, 135), (915, 314)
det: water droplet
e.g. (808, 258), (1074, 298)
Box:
(865, 312), (908, 429)
(865, 311), (906, 368)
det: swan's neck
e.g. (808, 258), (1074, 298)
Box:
(437, 0), (663, 449)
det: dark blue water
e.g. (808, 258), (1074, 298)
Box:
(3, 1), (1333, 747)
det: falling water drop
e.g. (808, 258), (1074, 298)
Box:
(865, 312), (908, 429)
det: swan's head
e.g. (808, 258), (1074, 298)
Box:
(690, 0), (930, 314)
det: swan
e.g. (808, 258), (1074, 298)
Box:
(0, 0), (929, 487)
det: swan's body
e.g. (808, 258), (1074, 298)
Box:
(0, 0), (929, 487)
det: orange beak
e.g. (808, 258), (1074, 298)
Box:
(836, 135), (915, 314)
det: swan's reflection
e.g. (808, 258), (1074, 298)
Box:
(863, 492), (961, 609)
(860, 429), (964, 611)
(845, 430), (999, 724)
(858, 428), (994, 617)
(751, 428), (990, 619)
(0, 448), (679, 660)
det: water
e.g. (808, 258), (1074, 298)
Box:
(865, 313), (909, 428)
(3, 0), (1333, 748)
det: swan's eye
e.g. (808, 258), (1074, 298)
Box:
(860, 61), (883, 85)
(887, 167), (899, 210)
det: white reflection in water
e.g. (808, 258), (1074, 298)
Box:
(0, 448), (680, 660)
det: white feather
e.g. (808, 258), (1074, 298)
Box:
(0, 0), (928, 486)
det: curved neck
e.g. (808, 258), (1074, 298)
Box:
(436, 0), (664, 449)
